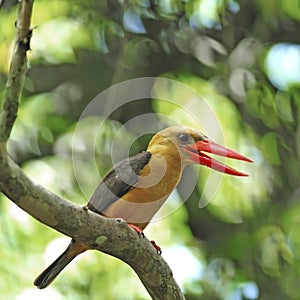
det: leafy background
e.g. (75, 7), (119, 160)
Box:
(0, 0), (299, 299)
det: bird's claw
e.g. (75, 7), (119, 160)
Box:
(150, 240), (162, 255)
(128, 224), (145, 238)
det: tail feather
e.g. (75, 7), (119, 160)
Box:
(34, 239), (88, 289)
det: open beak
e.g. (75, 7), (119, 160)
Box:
(184, 139), (253, 176)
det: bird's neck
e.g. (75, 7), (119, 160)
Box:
(138, 144), (184, 196)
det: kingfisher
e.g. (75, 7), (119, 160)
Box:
(34, 126), (252, 289)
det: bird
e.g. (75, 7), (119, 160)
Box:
(34, 126), (252, 289)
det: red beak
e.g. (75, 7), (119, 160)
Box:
(184, 139), (253, 176)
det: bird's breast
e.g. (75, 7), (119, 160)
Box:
(102, 153), (183, 228)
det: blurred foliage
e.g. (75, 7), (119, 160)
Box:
(0, 0), (300, 299)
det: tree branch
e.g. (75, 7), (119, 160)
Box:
(0, 1), (186, 299)
(0, 0), (33, 143)
(0, 153), (185, 299)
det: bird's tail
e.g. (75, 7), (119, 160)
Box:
(34, 239), (88, 289)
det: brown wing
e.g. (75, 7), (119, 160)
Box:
(87, 151), (151, 214)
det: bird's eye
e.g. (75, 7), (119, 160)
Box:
(177, 133), (190, 144)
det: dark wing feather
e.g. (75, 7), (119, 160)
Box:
(87, 151), (151, 214)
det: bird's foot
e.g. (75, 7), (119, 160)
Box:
(128, 224), (145, 238)
(150, 240), (162, 255)
(128, 224), (161, 254)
